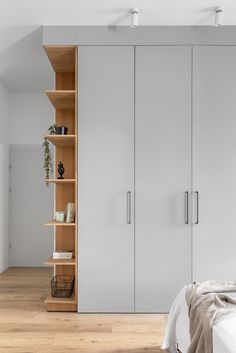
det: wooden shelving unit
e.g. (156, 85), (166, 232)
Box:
(44, 45), (78, 312)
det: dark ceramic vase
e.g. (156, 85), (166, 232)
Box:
(57, 161), (65, 179)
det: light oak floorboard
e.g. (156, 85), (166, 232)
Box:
(0, 268), (167, 353)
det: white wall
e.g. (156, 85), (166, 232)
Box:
(9, 93), (53, 145)
(0, 82), (9, 273)
(9, 93), (54, 267)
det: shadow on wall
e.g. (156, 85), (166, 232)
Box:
(0, 26), (53, 92)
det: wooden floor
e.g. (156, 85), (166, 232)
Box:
(0, 268), (167, 353)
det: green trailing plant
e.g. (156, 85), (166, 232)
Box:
(43, 137), (53, 185)
(42, 124), (56, 185)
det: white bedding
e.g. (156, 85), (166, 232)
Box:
(162, 286), (236, 353)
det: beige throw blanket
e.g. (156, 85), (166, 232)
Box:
(186, 281), (236, 353)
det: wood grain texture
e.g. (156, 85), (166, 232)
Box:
(56, 73), (75, 90)
(56, 110), (75, 135)
(44, 46), (76, 73)
(45, 220), (76, 226)
(46, 179), (76, 184)
(45, 257), (76, 266)
(46, 135), (76, 147)
(0, 268), (167, 353)
(45, 91), (75, 110)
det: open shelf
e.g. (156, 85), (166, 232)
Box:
(46, 134), (75, 147)
(46, 179), (76, 184)
(44, 46), (76, 73)
(45, 220), (76, 227)
(45, 257), (76, 266)
(45, 293), (76, 305)
(45, 90), (75, 110)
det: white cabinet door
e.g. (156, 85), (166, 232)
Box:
(193, 46), (236, 282)
(78, 46), (134, 312)
(135, 46), (192, 312)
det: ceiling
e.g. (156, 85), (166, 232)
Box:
(0, 0), (233, 26)
(0, 0), (235, 92)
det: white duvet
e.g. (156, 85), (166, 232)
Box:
(162, 286), (236, 353)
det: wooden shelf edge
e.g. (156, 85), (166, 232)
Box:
(45, 294), (77, 312)
(45, 90), (75, 110)
(45, 134), (76, 147)
(45, 90), (76, 94)
(46, 179), (76, 184)
(45, 293), (77, 304)
(46, 303), (77, 312)
(45, 220), (76, 227)
(45, 257), (76, 266)
(45, 134), (76, 138)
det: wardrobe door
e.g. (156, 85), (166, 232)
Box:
(135, 46), (192, 312)
(193, 46), (236, 282)
(78, 46), (134, 312)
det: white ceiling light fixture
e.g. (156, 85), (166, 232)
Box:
(215, 7), (223, 26)
(131, 8), (139, 28)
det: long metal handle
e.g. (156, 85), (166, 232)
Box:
(194, 191), (199, 224)
(185, 191), (189, 224)
(127, 191), (131, 224)
(196, 191), (199, 224)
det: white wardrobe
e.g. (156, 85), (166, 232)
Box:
(78, 45), (236, 312)
(193, 46), (236, 282)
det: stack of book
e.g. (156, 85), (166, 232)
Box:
(53, 250), (73, 260)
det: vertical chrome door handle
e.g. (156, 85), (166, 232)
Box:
(185, 191), (189, 224)
(194, 191), (199, 224)
(127, 191), (131, 224)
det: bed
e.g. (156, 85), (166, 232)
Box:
(162, 286), (236, 353)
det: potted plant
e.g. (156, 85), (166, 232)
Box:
(42, 124), (56, 185)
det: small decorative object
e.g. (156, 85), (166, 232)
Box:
(66, 203), (75, 223)
(53, 250), (73, 260)
(51, 275), (75, 298)
(55, 126), (68, 135)
(57, 161), (65, 179)
(42, 137), (53, 185)
(48, 124), (56, 135)
(55, 211), (65, 223)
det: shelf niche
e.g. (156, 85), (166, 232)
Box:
(44, 45), (77, 313)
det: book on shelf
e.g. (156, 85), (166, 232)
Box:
(53, 250), (73, 260)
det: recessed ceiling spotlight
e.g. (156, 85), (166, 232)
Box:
(215, 7), (223, 26)
(131, 8), (139, 28)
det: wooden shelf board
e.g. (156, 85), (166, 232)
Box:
(46, 179), (76, 184)
(44, 46), (76, 73)
(45, 90), (75, 110)
(46, 134), (75, 147)
(45, 257), (76, 266)
(45, 220), (76, 227)
(45, 293), (76, 305)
